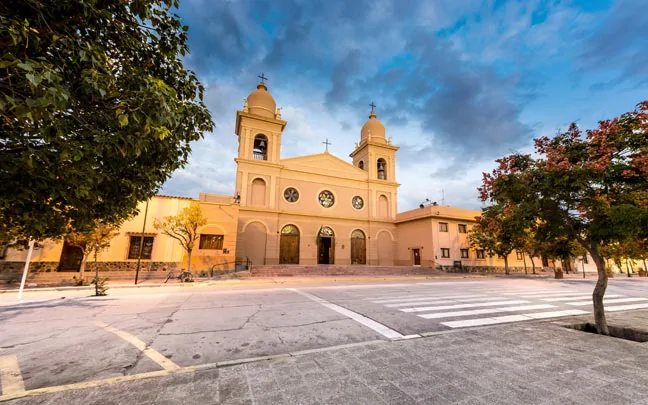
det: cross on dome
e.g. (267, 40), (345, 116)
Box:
(257, 73), (268, 83)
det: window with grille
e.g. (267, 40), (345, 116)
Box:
(128, 236), (154, 259)
(476, 250), (485, 259)
(460, 249), (469, 258)
(458, 224), (467, 233)
(516, 251), (524, 260)
(439, 222), (448, 232)
(199, 234), (224, 250)
(441, 248), (450, 258)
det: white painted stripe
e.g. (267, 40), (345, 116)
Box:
(541, 295), (622, 302)
(567, 298), (648, 306)
(524, 309), (589, 319)
(418, 304), (556, 319)
(385, 296), (510, 308)
(420, 308), (508, 319)
(97, 323), (180, 371)
(605, 303), (648, 312)
(364, 294), (443, 301)
(287, 288), (404, 340)
(504, 290), (580, 296)
(372, 294), (486, 304)
(401, 300), (530, 313)
(0, 356), (25, 396)
(442, 315), (531, 328)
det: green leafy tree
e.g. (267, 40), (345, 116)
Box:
(66, 221), (120, 294)
(153, 204), (206, 273)
(469, 205), (523, 275)
(0, 0), (213, 241)
(479, 101), (648, 335)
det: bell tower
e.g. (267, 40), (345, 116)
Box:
(350, 103), (399, 182)
(234, 75), (287, 208)
(235, 75), (286, 163)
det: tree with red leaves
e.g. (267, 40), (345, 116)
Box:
(479, 101), (648, 335)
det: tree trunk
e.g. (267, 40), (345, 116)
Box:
(626, 259), (632, 277)
(643, 259), (647, 272)
(94, 250), (99, 296)
(186, 249), (192, 273)
(531, 255), (536, 275)
(79, 253), (88, 279)
(523, 253), (528, 275)
(504, 256), (509, 275)
(590, 244), (609, 335)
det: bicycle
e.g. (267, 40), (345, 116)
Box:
(164, 270), (194, 283)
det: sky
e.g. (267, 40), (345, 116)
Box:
(160, 0), (648, 211)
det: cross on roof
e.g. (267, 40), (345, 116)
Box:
(369, 102), (376, 112)
(257, 73), (268, 83)
(322, 138), (332, 152)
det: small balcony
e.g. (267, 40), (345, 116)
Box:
(253, 152), (267, 160)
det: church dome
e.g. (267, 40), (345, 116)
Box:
(360, 110), (385, 142)
(247, 81), (276, 119)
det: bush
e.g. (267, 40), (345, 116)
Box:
(92, 277), (109, 296)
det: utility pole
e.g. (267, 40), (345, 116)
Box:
(134, 199), (150, 285)
(17, 240), (35, 301)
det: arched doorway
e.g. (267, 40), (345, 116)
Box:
(279, 225), (300, 264)
(351, 230), (366, 265)
(317, 226), (335, 264)
(243, 222), (267, 266)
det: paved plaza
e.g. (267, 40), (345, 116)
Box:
(1, 278), (648, 403)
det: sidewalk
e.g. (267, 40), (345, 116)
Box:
(6, 311), (648, 404)
(2, 270), (606, 294)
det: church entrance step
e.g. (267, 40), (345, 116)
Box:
(249, 265), (440, 277)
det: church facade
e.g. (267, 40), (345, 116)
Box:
(233, 79), (400, 266)
(1, 79), (539, 277)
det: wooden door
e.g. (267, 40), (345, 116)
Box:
(280, 234), (299, 264)
(58, 241), (84, 272)
(413, 249), (421, 266)
(351, 237), (366, 264)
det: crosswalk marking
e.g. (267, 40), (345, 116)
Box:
(504, 291), (583, 297)
(441, 315), (531, 328)
(371, 294), (486, 304)
(441, 309), (590, 328)
(541, 294), (622, 302)
(567, 297), (648, 306)
(385, 297), (509, 308)
(605, 303), (648, 312)
(401, 300), (529, 313)
(418, 304), (556, 319)
(350, 284), (648, 330)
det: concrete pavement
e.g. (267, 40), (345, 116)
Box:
(2, 278), (648, 403)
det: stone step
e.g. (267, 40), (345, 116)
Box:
(250, 265), (441, 277)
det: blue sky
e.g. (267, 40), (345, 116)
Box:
(161, 0), (647, 211)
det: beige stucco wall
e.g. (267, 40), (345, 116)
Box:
(2, 195), (239, 272)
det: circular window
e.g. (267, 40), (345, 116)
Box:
(352, 196), (364, 210)
(318, 190), (335, 208)
(284, 187), (299, 203)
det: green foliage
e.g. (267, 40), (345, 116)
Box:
(91, 276), (109, 296)
(0, 0), (213, 241)
(478, 101), (648, 334)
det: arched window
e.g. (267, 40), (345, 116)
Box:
(253, 134), (268, 160)
(377, 158), (387, 180)
(358, 161), (364, 170)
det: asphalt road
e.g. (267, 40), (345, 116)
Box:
(1, 277), (647, 402)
